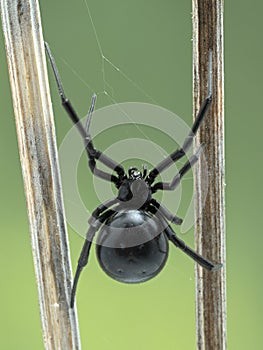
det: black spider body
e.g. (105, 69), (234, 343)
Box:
(96, 209), (168, 284)
(97, 171), (168, 283)
(45, 43), (222, 308)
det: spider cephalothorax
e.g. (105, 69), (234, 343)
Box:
(45, 43), (222, 308)
(117, 167), (152, 209)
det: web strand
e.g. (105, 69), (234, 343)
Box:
(80, 0), (168, 160)
(82, 0), (158, 105)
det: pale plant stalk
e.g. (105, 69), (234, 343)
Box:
(192, 0), (227, 349)
(0, 0), (81, 349)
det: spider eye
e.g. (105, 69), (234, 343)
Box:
(133, 171), (141, 178)
(128, 167), (142, 179)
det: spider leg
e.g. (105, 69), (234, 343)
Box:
(146, 52), (212, 185)
(165, 224), (222, 271)
(148, 208), (222, 271)
(44, 42), (125, 184)
(90, 198), (119, 219)
(150, 198), (183, 225)
(71, 198), (118, 308)
(70, 225), (97, 308)
(151, 145), (202, 193)
(85, 93), (96, 134)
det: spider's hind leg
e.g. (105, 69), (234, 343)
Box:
(165, 224), (222, 271)
(71, 226), (96, 308)
(71, 199), (118, 308)
(150, 198), (183, 225)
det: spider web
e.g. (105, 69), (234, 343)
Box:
(83, 0), (158, 105)
(61, 0), (193, 177)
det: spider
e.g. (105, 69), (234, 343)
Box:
(45, 43), (222, 308)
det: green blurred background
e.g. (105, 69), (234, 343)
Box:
(0, 0), (262, 349)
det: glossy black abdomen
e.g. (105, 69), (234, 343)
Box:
(96, 210), (169, 283)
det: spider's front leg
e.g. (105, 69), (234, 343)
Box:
(44, 42), (125, 185)
(146, 51), (213, 185)
(151, 145), (202, 193)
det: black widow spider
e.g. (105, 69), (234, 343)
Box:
(45, 43), (222, 308)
